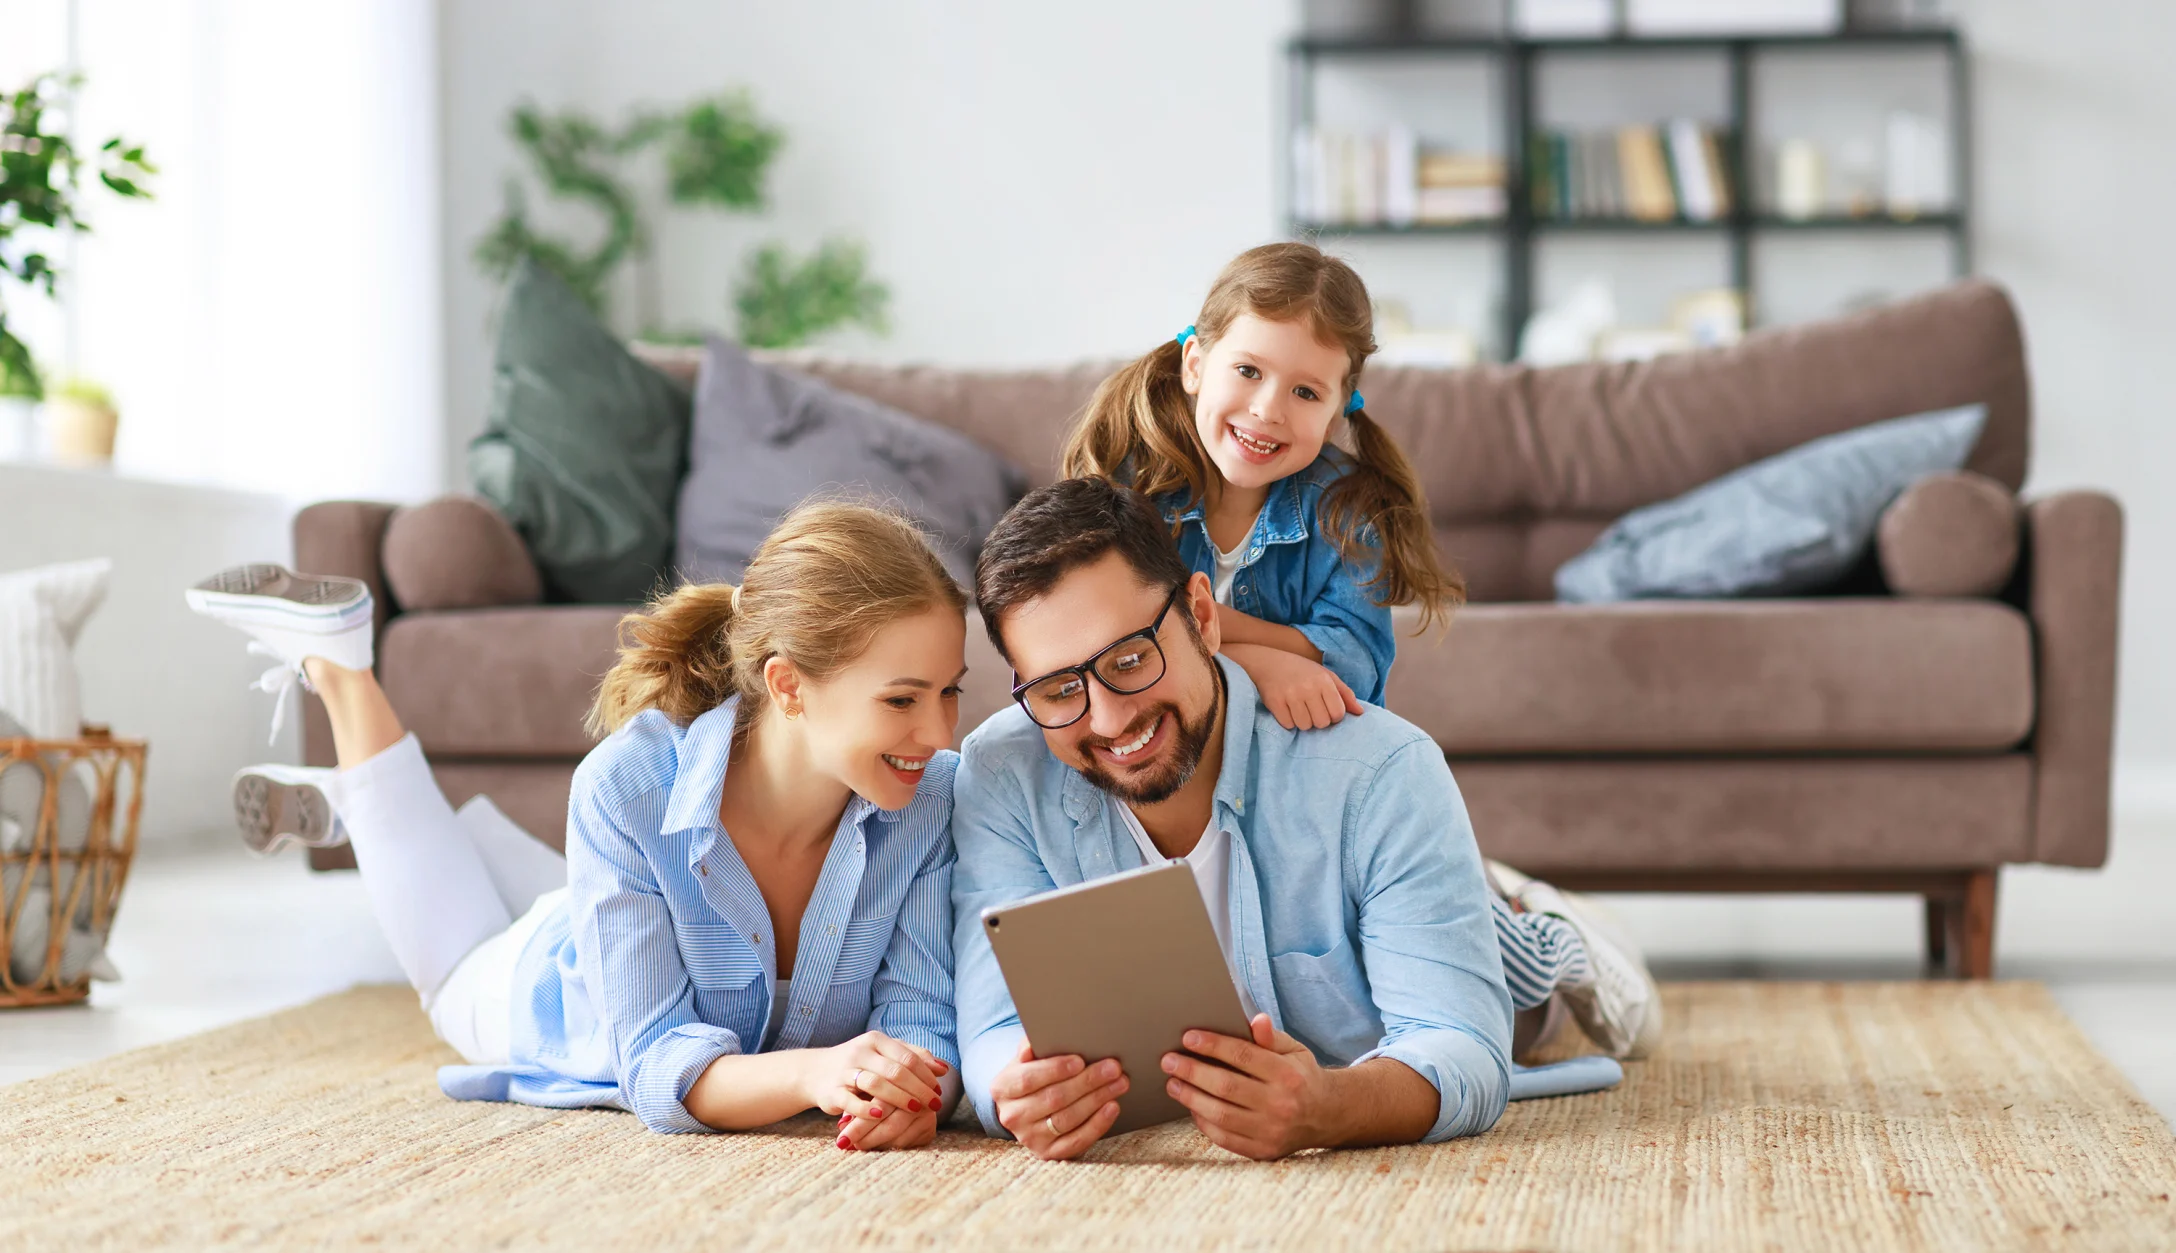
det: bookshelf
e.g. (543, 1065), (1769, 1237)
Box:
(1285, 24), (1971, 357)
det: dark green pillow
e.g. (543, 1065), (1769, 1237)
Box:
(468, 259), (690, 603)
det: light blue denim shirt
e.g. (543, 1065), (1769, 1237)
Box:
(950, 657), (1512, 1144)
(1158, 452), (1397, 704)
(438, 700), (960, 1133)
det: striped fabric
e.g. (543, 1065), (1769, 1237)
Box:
(438, 699), (960, 1133)
(0, 559), (110, 738)
(1492, 896), (1590, 1011)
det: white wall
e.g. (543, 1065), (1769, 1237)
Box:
(0, 465), (296, 842)
(1, 0), (445, 505)
(438, 0), (2172, 811)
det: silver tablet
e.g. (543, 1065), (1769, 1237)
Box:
(981, 860), (1253, 1137)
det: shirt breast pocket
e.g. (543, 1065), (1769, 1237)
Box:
(1269, 936), (1383, 1064)
(831, 915), (892, 986)
(677, 925), (764, 991)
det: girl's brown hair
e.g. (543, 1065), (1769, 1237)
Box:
(587, 502), (966, 738)
(1061, 241), (1462, 631)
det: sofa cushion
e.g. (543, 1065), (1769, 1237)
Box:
(674, 336), (1026, 586)
(383, 497), (543, 612)
(1388, 599), (2034, 755)
(380, 607), (624, 758)
(468, 259), (690, 604)
(1458, 755), (2033, 873)
(1878, 471), (2021, 598)
(1554, 404), (1987, 602)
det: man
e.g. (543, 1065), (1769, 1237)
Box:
(951, 477), (1512, 1161)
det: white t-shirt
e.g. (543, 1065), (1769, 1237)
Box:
(1115, 804), (1260, 1019)
(1210, 536), (1246, 605)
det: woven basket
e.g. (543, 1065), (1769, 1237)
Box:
(0, 726), (146, 1007)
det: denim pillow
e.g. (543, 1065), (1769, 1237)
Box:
(1555, 403), (1989, 602)
(674, 335), (1026, 587)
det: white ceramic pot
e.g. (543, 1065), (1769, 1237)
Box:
(44, 397), (119, 465)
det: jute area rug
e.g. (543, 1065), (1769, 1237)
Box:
(6, 983), (2174, 1252)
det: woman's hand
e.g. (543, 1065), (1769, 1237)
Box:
(802, 1030), (948, 1140)
(1223, 643), (1363, 731)
(837, 1102), (939, 1151)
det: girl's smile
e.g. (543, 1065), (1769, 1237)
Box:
(1183, 312), (1348, 494)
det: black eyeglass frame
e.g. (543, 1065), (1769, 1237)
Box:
(1008, 584), (1185, 730)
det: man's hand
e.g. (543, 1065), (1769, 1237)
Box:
(1223, 644), (1363, 731)
(1162, 1014), (1337, 1160)
(991, 1039), (1128, 1160)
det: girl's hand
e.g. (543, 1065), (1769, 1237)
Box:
(803, 1031), (949, 1130)
(1226, 644), (1364, 730)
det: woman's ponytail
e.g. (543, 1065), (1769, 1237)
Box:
(587, 583), (741, 737)
(1061, 339), (1210, 505)
(1322, 407), (1464, 633)
(585, 501), (966, 740)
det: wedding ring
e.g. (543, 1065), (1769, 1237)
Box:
(855, 1068), (870, 1094)
(1046, 1115), (1060, 1138)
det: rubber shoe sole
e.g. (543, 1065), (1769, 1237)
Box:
(232, 769), (344, 855)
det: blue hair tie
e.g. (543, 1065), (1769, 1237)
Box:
(1175, 325), (1196, 348)
(1346, 390), (1365, 415)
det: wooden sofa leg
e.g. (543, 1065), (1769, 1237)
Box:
(1923, 895), (1950, 973)
(1956, 870), (1999, 979)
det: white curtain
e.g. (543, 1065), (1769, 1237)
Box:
(2, 0), (444, 503)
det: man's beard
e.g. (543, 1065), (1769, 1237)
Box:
(1076, 641), (1222, 806)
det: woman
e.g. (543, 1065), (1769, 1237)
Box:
(186, 503), (968, 1149)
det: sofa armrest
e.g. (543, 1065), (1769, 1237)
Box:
(294, 501), (397, 774)
(2025, 490), (2124, 867)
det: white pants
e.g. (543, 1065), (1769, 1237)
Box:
(325, 733), (568, 1065)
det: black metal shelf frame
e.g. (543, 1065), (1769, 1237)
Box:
(1285, 25), (1973, 356)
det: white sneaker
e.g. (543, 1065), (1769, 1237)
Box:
(186, 564), (374, 743)
(231, 764), (346, 855)
(1516, 880), (1664, 1060)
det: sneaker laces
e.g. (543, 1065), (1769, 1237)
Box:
(245, 642), (314, 746)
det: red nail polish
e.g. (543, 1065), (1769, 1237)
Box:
(870, 1103), (886, 1119)
(836, 1134), (851, 1149)
(839, 1114), (851, 1127)
(907, 1099), (922, 1112)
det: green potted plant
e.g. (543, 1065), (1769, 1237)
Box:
(0, 72), (153, 461)
(43, 375), (115, 465)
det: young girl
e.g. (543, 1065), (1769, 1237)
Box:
(187, 503), (965, 1148)
(1065, 241), (1662, 1060)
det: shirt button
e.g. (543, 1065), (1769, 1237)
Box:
(800, 1005), (814, 1016)
(827, 925), (837, 935)
(697, 865), (707, 877)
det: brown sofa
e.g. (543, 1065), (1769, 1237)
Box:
(297, 280), (2122, 979)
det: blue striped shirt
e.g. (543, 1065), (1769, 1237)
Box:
(437, 700), (960, 1133)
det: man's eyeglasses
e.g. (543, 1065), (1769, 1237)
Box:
(1009, 585), (1183, 730)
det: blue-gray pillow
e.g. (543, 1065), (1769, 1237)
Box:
(1555, 403), (1988, 602)
(468, 259), (691, 604)
(674, 336), (1026, 587)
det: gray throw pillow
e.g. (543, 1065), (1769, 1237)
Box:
(468, 259), (692, 603)
(0, 710), (113, 985)
(675, 336), (1027, 587)
(1555, 403), (1989, 602)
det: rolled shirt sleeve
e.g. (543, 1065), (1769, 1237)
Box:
(566, 769), (741, 1135)
(949, 739), (1060, 1137)
(1342, 740), (1514, 1142)
(1294, 526), (1397, 706)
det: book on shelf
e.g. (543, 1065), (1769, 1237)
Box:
(1530, 121), (1734, 223)
(1292, 126), (1505, 227)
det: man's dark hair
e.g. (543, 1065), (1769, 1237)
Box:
(974, 477), (1193, 659)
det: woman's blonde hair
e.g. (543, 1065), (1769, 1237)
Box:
(1061, 240), (1463, 631)
(587, 502), (966, 738)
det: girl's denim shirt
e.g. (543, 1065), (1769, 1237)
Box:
(1157, 452), (1397, 705)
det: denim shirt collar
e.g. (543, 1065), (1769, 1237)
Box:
(1165, 461), (1319, 552)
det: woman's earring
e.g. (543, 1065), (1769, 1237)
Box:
(783, 705), (802, 720)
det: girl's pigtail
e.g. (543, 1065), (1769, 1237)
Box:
(1061, 339), (1209, 506)
(587, 583), (740, 737)
(1321, 407), (1464, 633)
